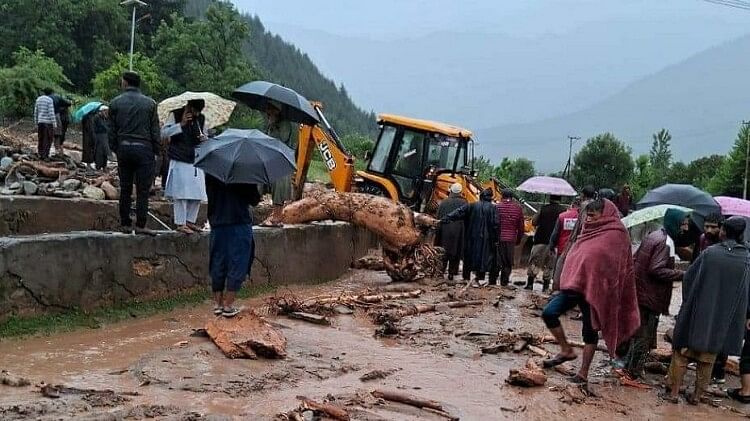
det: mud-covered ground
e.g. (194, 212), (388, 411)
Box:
(0, 269), (747, 420)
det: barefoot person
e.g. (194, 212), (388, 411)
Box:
(206, 174), (260, 317)
(541, 199), (640, 384)
(667, 217), (750, 404)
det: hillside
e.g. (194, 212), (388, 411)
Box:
(187, 0), (376, 136)
(264, 18), (748, 131)
(476, 34), (750, 173)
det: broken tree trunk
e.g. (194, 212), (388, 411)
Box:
(506, 359), (547, 387)
(267, 191), (443, 281)
(297, 396), (350, 420)
(371, 389), (458, 420)
(205, 311), (287, 359)
(373, 300), (483, 324)
(288, 312), (331, 326)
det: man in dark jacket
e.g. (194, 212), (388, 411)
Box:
(108, 71), (161, 235)
(667, 217), (750, 404)
(493, 189), (525, 286)
(206, 174), (261, 317)
(527, 195), (566, 291)
(435, 183), (467, 281)
(622, 208), (688, 380)
(49, 93), (72, 156)
(442, 188), (498, 284)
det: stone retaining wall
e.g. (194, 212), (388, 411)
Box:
(0, 196), (273, 235)
(0, 222), (377, 322)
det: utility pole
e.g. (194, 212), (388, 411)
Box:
(563, 135), (580, 180)
(743, 120), (750, 199)
(121, 0), (147, 71)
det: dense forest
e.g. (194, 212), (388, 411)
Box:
(0, 0), (375, 140)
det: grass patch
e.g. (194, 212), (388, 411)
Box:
(0, 283), (277, 339)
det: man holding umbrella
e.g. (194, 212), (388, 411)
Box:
(195, 129), (296, 317)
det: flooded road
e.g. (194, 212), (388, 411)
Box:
(0, 270), (746, 420)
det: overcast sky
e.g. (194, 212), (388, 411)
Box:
(233, 0), (750, 39)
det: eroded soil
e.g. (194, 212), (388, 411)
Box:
(0, 269), (747, 420)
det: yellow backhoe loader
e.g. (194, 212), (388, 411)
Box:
(292, 106), (494, 214)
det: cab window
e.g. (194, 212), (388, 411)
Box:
(392, 130), (425, 177)
(368, 125), (396, 173)
(425, 135), (464, 171)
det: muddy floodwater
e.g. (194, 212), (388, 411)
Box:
(0, 269), (747, 420)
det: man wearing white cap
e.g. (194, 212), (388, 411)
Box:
(435, 183), (467, 280)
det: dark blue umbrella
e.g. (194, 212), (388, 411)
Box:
(231, 81), (320, 126)
(195, 129), (296, 184)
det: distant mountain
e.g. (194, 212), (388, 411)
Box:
(475, 34), (750, 172)
(263, 19), (748, 131)
(187, 0), (376, 136)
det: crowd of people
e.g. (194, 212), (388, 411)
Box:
(435, 182), (750, 405)
(33, 71), (298, 318)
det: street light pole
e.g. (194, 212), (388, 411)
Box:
(563, 135), (580, 180)
(121, 0), (147, 71)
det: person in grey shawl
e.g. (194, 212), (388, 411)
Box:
(667, 217), (750, 404)
(435, 183), (467, 281)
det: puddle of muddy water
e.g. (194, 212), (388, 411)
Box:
(0, 270), (746, 420)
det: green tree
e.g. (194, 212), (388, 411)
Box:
(707, 125), (750, 196)
(92, 53), (168, 101)
(0, 0), (130, 90)
(153, 2), (259, 97)
(667, 161), (691, 185)
(629, 154), (654, 200)
(471, 155), (494, 182)
(0, 48), (71, 117)
(649, 128), (672, 187)
(341, 133), (374, 159)
(571, 133), (634, 189)
(687, 155), (725, 190)
(493, 157), (536, 186)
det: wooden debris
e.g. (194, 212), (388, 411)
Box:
(644, 361), (669, 375)
(506, 359), (547, 387)
(359, 369), (397, 382)
(269, 289), (424, 316)
(205, 311), (287, 359)
(0, 370), (30, 387)
(297, 396), (350, 421)
(39, 384), (139, 399)
(726, 357), (740, 377)
(371, 389), (458, 420)
(372, 300), (483, 324)
(353, 255), (385, 271)
(288, 312), (331, 326)
(559, 385), (587, 405)
(649, 348), (673, 363)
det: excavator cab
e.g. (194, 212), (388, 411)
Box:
(356, 114), (483, 213)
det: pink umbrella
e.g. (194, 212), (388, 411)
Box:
(714, 196), (750, 217)
(517, 176), (577, 196)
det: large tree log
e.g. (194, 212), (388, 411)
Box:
(205, 311), (287, 359)
(268, 191), (443, 281)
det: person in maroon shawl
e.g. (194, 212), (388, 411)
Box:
(542, 198), (640, 383)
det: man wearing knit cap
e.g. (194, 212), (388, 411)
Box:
(435, 183), (467, 280)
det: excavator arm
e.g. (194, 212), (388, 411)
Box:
(293, 103), (355, 199)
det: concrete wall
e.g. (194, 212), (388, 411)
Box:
(0, 222), (377, 322)
(0, 196), (272, 235)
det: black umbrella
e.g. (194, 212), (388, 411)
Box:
(637, 184), (720, 217)
(231, 81), (320, 126)
(195, 129), (296, 184)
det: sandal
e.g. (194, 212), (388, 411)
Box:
(213, 305), (223, 315)
(222, 307), (240, 318)
(543, 354), (578, 368)
(729, 389), (750, 404)
(176, 225), (194, 234)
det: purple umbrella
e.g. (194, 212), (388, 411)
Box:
(517, 176), (577, 196)
(715, 196), (750, 218)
